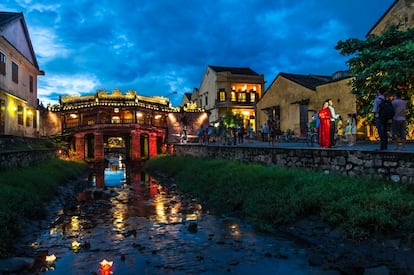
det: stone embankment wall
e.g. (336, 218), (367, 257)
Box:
(173, 145), (414, 184)
(0, 150), (56, 171)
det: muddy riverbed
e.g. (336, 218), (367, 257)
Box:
(8, 163), (322, 274)
(5, 160), (414, 275)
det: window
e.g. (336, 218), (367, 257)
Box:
(238, 92), (247, 102)
(231, 91), (236, 101)
(218, 89), (226, 101)
(26, 110), (31, 127)
(250, 92), (256, 103)
(29, 76), (34, 93)
(12, 62), (18, 83)
(17, 105), (23, 125)
(205, 95), (208, 105)
(0, 52), (5, 75)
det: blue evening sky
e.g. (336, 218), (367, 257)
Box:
(1, 0), (394, 106)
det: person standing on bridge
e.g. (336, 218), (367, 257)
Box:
(318, 101), (332, 148)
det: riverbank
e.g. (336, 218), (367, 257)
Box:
(0, 157), (88, 257)
(144, 155), (414, 274)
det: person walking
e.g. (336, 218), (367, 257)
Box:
(327, 99), (339, 147)
(351, 113), (357, 146)
(336, 115), (344, 146)
(392, 90), (407, 151)
(345, 114), (353, 146)
(373, 87), (388, 150)
(261, 123), (269, 142)
(318, 101), (332, 148)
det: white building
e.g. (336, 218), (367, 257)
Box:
(0, 12), (44, 137)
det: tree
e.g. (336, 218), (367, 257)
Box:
(335, 25), (414, 124)
(222, 111), (243, 127)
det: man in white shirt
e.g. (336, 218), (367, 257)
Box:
(327, 99), (339, 147)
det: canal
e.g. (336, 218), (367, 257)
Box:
(28, 154), (320, 274)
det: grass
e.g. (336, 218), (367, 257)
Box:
(0, 157), (88, 257)
(144, 155), (414, 240)
(0, 138), (57, 153)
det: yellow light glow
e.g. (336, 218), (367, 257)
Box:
(242, 111), (250, 116)
(71, 240), (80, 251)
(70, 216), (80, 231)
(154, 114), (162, 119)
(100, 259), (113, 270)
(45, 254), (56, 264)
(136, 112), (143, 117)
(70, 113), (78, 118)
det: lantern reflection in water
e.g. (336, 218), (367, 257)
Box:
(71, 240), (80, 252)
(45, 254), (56, 270)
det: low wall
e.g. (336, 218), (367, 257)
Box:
(173, 145), (414, 184)
(0, 149), (56, 171)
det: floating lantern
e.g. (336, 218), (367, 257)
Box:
(99, 259), (113, 275)
(71, 240), (80, 252)
(45, 254), (56, 264)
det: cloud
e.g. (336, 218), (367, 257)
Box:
(1, 0), (395, 106)
(38, 74), (100, 105)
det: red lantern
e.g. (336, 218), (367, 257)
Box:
(99, 259), (113, 275)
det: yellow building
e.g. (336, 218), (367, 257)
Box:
(256, 72), (355, 137)
(368, 0), (414, 35)
(0, 12), (44, 137)
(194, 65), (265, 131)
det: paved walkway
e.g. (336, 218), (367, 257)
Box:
(209, 138), (414, 153)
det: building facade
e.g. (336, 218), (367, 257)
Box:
(195, 65), (265, 132)
(256, 72), (355, 137)
(368, 0), (414, 35)
(0, 12), (44, 138)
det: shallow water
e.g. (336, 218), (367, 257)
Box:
(31, 159), (320, 274)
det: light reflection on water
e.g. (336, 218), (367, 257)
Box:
(31, 155), (317, 274)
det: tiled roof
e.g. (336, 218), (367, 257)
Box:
(279, 73), (332, 90)
(208, 65), (259, 76)
(0, 12), (22, 28)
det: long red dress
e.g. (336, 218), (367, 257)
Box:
(318, 107), (332, 148)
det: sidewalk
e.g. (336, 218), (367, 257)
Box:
(216, 138), (414, 153)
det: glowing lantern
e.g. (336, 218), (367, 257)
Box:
(71, 240), (80, 252)
(45, 254), (56, 264)
(99, 259), (113, 275)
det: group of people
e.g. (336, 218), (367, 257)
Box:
(316, 99), (358, 148)
(317, 87), (407, 151)
(261, 117), (282, 146)
(317, 99), (339, 148)
(373, 87), (407, 151)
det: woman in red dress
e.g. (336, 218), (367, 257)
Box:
(318, 101), (332, 148)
